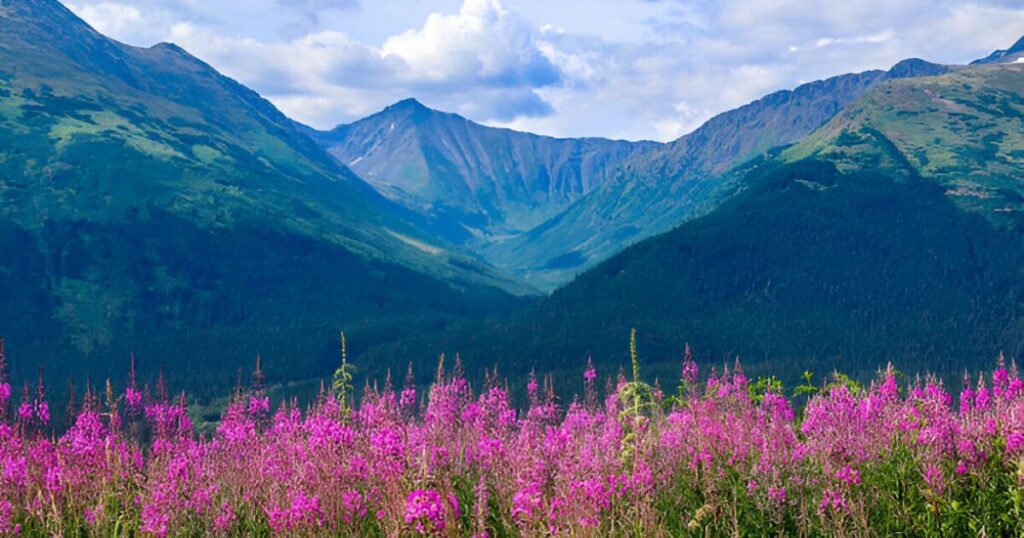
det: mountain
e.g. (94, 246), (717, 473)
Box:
(360, 61), (1024, 388)
(787, 62), (1024, 223)
(484, 58), (955, 290)
(0, 0), (527, 391)
(309, 99), (656, 244)
(971, 36), (1024, 65)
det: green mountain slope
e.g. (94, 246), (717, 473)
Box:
(0, 0), (526, 390)
(361, 63), (1024, 388)
(786, 63), (1024, 223)
(484, 59), (955, 290)
(309, 99), (656, 244)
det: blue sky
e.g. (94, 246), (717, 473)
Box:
(66, 0), (1024, 141)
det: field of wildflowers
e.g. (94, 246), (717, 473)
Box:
(1, 334), (1024, 537)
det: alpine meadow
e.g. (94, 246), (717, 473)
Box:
(2, 0), (1024, 535)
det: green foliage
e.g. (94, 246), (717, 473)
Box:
(332, 331), (355, 414)
(792, 371), (820, 399)
(617, 329), (659, 465)
(748, 375), (783, 403)
(369, 151), (1024, 394)
(825, 372), (865, 395)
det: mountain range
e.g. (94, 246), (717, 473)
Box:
(362, 62), (1024, 387)
(0, 0), (525, 390)
(308, 99), (656, 246)
(310, 59), (954, 290)
(2, 0), (1023, 394)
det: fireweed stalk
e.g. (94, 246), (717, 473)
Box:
(0, 343), (1023, 535)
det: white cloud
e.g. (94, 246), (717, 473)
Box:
(63, 0), (1024, 141)
(66, 1), (142, 36)
(380, 0), (559, 89)
(815, 30), (894, 48)
(130, 0), (563, 127)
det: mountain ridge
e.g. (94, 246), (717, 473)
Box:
(360, 62), (1024, 387)
(481, 57), (956, 289)
(309, 97), (658, 245)
(972, 36), (1024, 64)
(0, 0), (529, 390)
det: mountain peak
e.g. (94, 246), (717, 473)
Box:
(886, 58), (951, 79)
(1009, 35), (1024, 54)
(151, 42), (186, 53)
(971, 35), (1024, 65)
(389, 97), (429, 111)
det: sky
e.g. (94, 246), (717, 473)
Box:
(65, 0), (1024, 142)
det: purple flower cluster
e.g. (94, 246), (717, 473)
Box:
(0, 352), (1021, 535)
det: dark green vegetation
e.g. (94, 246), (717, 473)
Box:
(363, 64), (1024, 390)
(0, 0), (526, 392)
(2, 0), (1024, 402)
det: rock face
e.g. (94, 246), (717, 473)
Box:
(310, 98), (657, 244)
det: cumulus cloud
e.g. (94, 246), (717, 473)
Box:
(65, 1), (183, 44)
(66, 1), (142, 35)
(64, 0), (1024, 141)
(70, 0), (562, 127)
(382, 0), (559, 87)
(501, 0), (1024, 139)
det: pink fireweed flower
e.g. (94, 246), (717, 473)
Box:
(512, 483), (544, 521)
(819, 489), (847, 514)
(341, 491), (368, 523)
(3, 357), (1024, 535)
(246, 395), (269, 417)
(976, 384), (991, 411)
(289, 493), (323, 529)
(836, 465), (861, 485)
(960, 386), (975, 415)
(923, 464), (945, 495)
(2, 455), (27, 488)
(125, 387), (143, 409)
(1009, 378), (1024, 399)
(0, 382), (10, 403)
(0, 499), (19, 536)
(994, 367), (1009, 390)
(140, 502), (170, 538)
(213, 503), (235, 533)
(84, 506), (102, 526)
(266, 493), (324, 532)
(682, 343), (698, 383)
(527, 375), (539, 396)
(768, 485), (787, 504)
(405, 489), (446, 534)
(400, 386), (417, 408)
(35, 400), (50, 425)
(1007, 432), (1024, 454)
(44, 464), (62, 492)
(16, 400), (32, 422)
